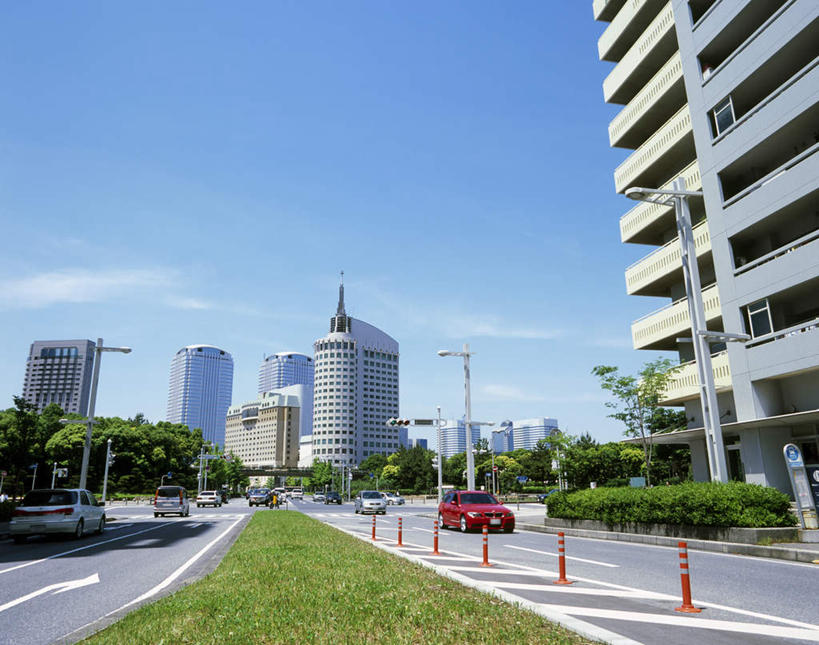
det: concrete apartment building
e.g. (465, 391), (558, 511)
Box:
(22, 339), (96, 414)
(224, 391), (301, 468)
(595, 0), (819, 492)
(311, 276), (400, 466)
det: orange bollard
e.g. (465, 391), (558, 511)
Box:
(397, 516), (404, 547)
(431, 520), (441, 555)
(674, 542), (701, 613)
(553, 532), (574, 585)
(480, 525), (493, 567)
(371, 515), (376, 541)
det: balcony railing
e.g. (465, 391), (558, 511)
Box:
(614, 104), (692, 193)
(631, 283), (721, 349)
(599, 0), (663, 62)
(660, 351), (732, 405)
(594, 0), (628, 22)
(625, 219), (711, 295)
(745, 316), (819, 349)
(603, 1), (675, 104)
(609, 52), (683, 148)
(619, 160), (700, 244)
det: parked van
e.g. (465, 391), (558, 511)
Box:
(154, 485), (190, 517)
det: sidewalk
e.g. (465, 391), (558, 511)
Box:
(508, 503), (819, 564)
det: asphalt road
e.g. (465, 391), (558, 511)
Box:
(0, 501), (253, 645)
(295, 498), (819, 645)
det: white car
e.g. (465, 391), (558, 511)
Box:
(196, 490), (222, 507)
(381, 492), (405, 506)
(291, 488), (304, 499)
(10, 488), (106, 544)
(355, 490), (386, 515)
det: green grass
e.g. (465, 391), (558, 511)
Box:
(84, 511), (592, 645)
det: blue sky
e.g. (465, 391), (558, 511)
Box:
(0, 2), (671, 447)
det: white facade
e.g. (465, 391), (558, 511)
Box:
(258, 352), (314, 394)
(225, 391), (300, 467)
(439, 419), (481, 460)
(166, 344), (234, 447)
(595, 0), (819, 491)
(311, 278), (399, 466)
(512, 418), (559, 451)
(22, 339), (96, 415)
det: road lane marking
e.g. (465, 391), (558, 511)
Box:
(110, 515), (244, 612)
(0, 573), (100, 613)
(504, 544), (619, 567)
(103, 523), (133, 531)
(0, 524), (168, 576)
(535, 604), (819, 641)
(493, 582), (667, 599)
(187, 523), (203, 529)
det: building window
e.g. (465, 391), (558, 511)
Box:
(746, 298), (773, 338)
(712, 96), (735, 136)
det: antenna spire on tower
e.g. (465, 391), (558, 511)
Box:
(337, 270), (346, 315)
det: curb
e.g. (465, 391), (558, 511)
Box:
(519, 522), (819, 564)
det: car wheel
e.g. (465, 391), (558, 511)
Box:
(504, 522), (515, 534)
(74, 519), (85, 539)
(185, 508), (190, 517)
(13, 535), (26, 544)
(438, 512), (445, 529)
(459, 515), (468, 533)
(96, 516), (106, 534)
(154, 512), (159, 518)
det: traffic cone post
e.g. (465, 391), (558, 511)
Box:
(480, 525), (493, 567)
(431, 520), (441, 555)
(674, 542), (701, 613)
(397, 516), (404, 547)
(553, 532), (574, 585)
(371, 515), (376, 541)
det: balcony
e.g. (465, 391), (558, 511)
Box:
(625, 219), (711, 296)
(609, 52), (686, 149)
(660, 351), (732, 405)
(631, 284), (721, 350)
(598, 0), (669, 62)
(620, 160), (701, 244)
(594, 0), (628, 22)
(603, 1), (677, 105)
(614, 105), (695, 193)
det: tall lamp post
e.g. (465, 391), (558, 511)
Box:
(101, 439), (113, 504)
(79, 338), (131, 490)
(626, 180), (749, 483)
(438, 344), (477, 491)
(436, 406), (443, 503)
(491, 422), (512, 495)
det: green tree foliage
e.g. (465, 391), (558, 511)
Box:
(592, 359), (679, 486)
(310, 459), (333, 490)
(0, 397), (42, 497)
(442, 452), (466, 487)
(358, 453), (388, 479)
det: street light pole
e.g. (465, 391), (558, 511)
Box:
(51, 462), (58, 488)
(79, 338), (131, 490)
(438, 344), (477, 491)
(436, 405), (443, 503)
(101, 439), (112, 504)
(625, 181), (743, 483)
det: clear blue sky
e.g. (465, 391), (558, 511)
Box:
(0, 2), (671, 447)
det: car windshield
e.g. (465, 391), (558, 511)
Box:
(201, 491), (215, 495)
(22, 490), (78, 506)
(460, 493), (498, 505)
(362, 491), (382, 499)
(156, 487), (183, 498)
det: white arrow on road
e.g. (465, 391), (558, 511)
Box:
(0, 573), (100, 613)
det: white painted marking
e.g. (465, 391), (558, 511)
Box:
(536, 604), (819, 642)
(187, 523), (203, 529)
(505, 544), (619, 567)
(103, 523), (133, 531)
(0, 573), (100, 613)
(494, 582), (667, 599)
(0, 524), (168, 576)
(111, 515), (243, 612)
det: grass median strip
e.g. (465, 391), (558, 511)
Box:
(84, 511), (592, 644)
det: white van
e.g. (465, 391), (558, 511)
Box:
(291, 488), (303, 499)
(154, 485), (190, 517)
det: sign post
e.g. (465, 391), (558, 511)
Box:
(783, 443), (818, 530)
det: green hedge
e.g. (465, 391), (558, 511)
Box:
(546, 482), (796, 528)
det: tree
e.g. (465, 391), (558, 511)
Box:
(442, 452), (466, 487)
(0, 397), (42, 497)
(310, 459), (333, 490)
(592, 358), (678, 486)
(359, 453), (388, 479)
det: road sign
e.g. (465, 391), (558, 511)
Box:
(56, 468), (68, 478)
(492, 465), (498, 472)
(516, 475), (528, 483)
(785, 444), (804, 468)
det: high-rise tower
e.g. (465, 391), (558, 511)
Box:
(258, 352), (314, 394)
(595, 0), (819, 491)
(311, 274), (399, 466)
(22, 339), (96, 414)
(166, 344), (234, 447)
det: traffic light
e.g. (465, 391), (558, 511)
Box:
(108, 452), (116, 466)
(431, 457), (439, 471)
(387, 418), (411, 426)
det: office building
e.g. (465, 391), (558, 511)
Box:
(258, 352), (314, 394)
(408, 437), (428, 450)
(512, 418), (559, 451)
(225, 391), (301, 468)
(22, 340), (96, 414)
(594, 0), (819, 491)
(311, 275), (400, 466)
(439, 419), (481, 460)
(166, 345), (234, 447)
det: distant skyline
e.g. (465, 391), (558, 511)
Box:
(0, 3), (669, 448)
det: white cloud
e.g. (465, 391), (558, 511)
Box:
(480, 384), (546, 402)
(169, 297), (214, 310)
(586, 336), (634, 349)
(0, 268), (176, 309)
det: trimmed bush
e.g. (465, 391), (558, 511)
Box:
(546, 482), (796, 528)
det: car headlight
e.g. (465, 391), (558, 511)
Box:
(467, 512), (482, 518)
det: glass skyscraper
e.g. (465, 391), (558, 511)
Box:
(258, 352), (314, 394)
(166, 344), (234, 447)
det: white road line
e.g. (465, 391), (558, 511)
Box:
(0, 524), (168, 576)
(494, 582), (667, 599)
(536, 604), (819, 642)
(187, 523), (203, 529)
(505, 544), (619, 567)
(103, 523), (133, 531)
(110, 515), (244, 612)
(448, 566), (559, 575)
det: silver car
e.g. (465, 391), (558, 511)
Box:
(355, 490), (387, 515)
(153, 485), (191, 517)
(381, 492), (405, 506)
(10, 488), (106, 544)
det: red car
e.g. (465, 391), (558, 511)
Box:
(438, 490), (515, 533)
